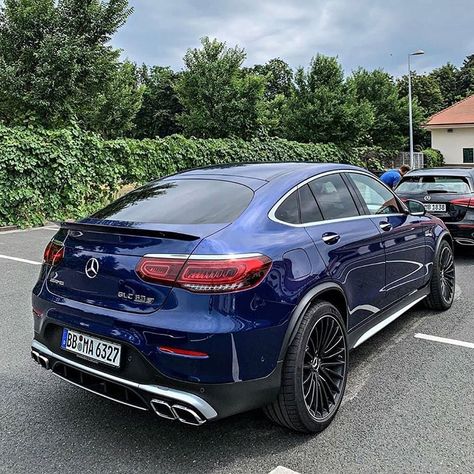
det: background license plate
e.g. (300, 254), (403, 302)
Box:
(61, 329), (121, 367)
(424, 203), (446, 212)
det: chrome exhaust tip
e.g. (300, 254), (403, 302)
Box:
(38, 354), (50, 370)
(150, 399), (177, 420)
(32, 350), (49, 369)
(31, 350), (40, 363)
(172, 404), (206, 426)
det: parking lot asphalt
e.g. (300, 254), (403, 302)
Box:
(1, 227), (473, 474)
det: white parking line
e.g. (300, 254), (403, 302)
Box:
(414, 333), (474, 349)
(0, 254), (42, 265)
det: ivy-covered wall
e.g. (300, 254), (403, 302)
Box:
(0, 125), (387, 227)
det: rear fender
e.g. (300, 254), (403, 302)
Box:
(277, 282), (348, 361)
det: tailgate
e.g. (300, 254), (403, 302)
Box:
(45, 223), (206, 314)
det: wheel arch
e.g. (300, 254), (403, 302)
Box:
(278, 282), (349, 362)
(435, 229), (453, 254)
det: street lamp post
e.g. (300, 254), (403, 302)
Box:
(408, 49), (425, 169)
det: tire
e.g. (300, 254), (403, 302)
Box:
(264, 301), (348, 433)
(425, 240), (455, 310)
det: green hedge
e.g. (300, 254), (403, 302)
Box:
(422, 148), (445, 168)
(0, 125), (387, 227)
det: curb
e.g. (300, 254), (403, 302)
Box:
(0, 225), (19, 233)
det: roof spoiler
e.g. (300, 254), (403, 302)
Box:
(59, 221), (199, 241)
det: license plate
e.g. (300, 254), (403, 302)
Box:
(61, 328), (121, 367)
(424, 203), (446, 212)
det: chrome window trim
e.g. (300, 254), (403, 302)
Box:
(143, 253), (264, 260)
(268, 169), (408, 228)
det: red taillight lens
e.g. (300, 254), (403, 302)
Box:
(136, 257), (186, 284)
(135, 254), (272, 293)
(43, 241), (64, 265)
(450, 197), (474, 208)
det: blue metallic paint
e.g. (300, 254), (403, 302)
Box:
(32, 163), (449, 401)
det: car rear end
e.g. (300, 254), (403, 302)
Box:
(31, 176), (289, 424)
(396, 171), (474, 246)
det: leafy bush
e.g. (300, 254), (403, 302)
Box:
(423, 148), (445, 168)
(0, 125), (382, 227)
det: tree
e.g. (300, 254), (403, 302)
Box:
(397, 72), (444, 117)
(430, 63), (461, 107)
(0, 0), (140, 136)
(458, 54), (474, 98)
(133, 65), (183, 138)
(250, 58), (294, 101)
(175, 37), (266, 139)
(81, 60), (144, 138)
(282, 55), (374, 146)
(248, 58), (294, 137)
(348, 69), (407, 149)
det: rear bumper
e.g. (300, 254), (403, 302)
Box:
(31, 338), (282, 422)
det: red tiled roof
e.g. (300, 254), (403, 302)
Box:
(425, 94), (474, 126)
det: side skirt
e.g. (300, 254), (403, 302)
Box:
(348, 285), (430, 350)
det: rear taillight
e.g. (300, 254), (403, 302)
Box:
(43, 241), (64, 265)
(450, 197), (474, 208)
(136, 257), (186, 284)
(136, 254), (272, 293)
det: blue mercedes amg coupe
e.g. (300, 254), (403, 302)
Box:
(31, 163), (455, 433)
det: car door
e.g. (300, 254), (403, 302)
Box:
(301, 173), (386, 331)
(345, 171), (429, 306)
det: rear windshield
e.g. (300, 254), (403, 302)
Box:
(397, 176), (471, 194)
(92, 179), (254, 224)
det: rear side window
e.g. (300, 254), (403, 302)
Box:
(92, 179), (254, 224)
(274, 190), (300, 224)
(299, 185), (323, 223)
(397, 176), (471, 194)
(309, 174), (359, 220)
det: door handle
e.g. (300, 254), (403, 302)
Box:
(322, 232), (341, 245)
(379, 222), (392, 232)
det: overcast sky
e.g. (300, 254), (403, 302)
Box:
(112, 0), (474, 77)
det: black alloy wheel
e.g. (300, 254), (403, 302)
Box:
(302, 314), (347, 422)
(439, 245), (455, 304)
(426, 240), (456, 310)
(264, 301), (348, 433)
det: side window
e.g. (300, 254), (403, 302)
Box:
(349, 173), (402, 215)
(275, 190), (300, 224)
(299, 185), (323, 223)
(309, 174), (359, 220)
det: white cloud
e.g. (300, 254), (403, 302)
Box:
(113, 0), (474, 76)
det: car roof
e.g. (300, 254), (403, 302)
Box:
(174, 162), (362, 182)
(405, 167), (474, 177)
(405, 166), (474, 176)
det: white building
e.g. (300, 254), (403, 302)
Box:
(424, 95), (474, 165)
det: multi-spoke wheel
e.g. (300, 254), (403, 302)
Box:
(302, 315), (347, 422)
(426, 240), (455, 310)
(439, 245), (455, 303)
(264, 301), (348, 433)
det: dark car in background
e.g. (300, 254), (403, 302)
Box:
(396, 168), (474, 247)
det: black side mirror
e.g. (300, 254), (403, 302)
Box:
(405, 199), (426, 216)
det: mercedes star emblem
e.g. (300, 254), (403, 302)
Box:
(85, 257), (99, 279)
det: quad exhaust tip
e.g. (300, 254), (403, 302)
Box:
(150, 399), (206, 426)
(31, 350), (50, 370)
